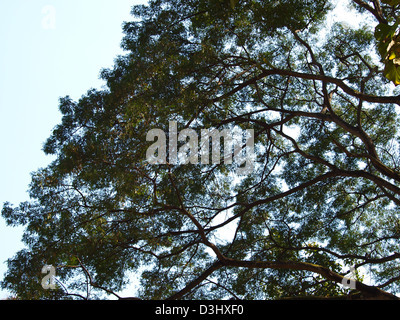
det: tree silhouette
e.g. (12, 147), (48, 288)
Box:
(2, 0), (400, 300)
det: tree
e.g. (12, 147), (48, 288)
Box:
(2, 0), (400, 300)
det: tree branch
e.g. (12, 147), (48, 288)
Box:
(167, 260), (223, 300)
(352, 0), (388, 24)
(212, 68), (400, 106)
(221, 258), (399, 300)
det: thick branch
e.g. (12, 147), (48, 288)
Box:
(221, 258), (398, 300)
(212, 68), (400, 106)
(205, 171), (340, 234)
(166, 260), (223, 300)
(167, 257), (399, 300)
(352, 0), (388, 24)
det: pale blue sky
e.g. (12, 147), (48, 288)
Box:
(0, 0), (146, 299)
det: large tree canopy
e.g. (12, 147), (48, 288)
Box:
(3, 0), (400, 300)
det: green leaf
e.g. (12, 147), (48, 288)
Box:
(382, 0), (400, 6)
(374, 22), (400, 84)
(374, 23), (396, 42)
(384, 60), (400, 85)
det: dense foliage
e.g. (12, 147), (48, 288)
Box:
(2, 0), (400, 299)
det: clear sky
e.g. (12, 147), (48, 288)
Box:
(0, 0), (147, 299)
